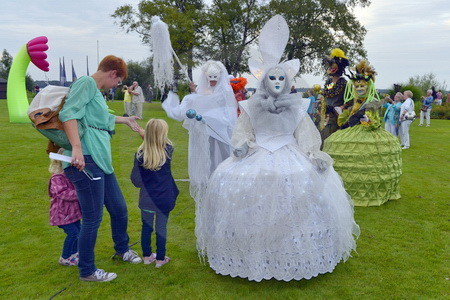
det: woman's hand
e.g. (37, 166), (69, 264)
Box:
(126, 116), (142, 132)
(71, 146), (85, 171)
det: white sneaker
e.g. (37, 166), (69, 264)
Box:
(155, 256), (170, 268)
(402, 146), (409, 150)
(80, 269), (117, 282)
(121, 249), (142, 264)
(143, 253), (157, 265)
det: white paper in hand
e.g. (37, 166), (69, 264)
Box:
(49, 152), (72, 163)
(49, 152), (101, 181)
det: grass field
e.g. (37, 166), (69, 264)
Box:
(0, 100), (448, 299)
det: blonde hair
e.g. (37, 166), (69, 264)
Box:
(137, 119), (172, 170)
(48, 148), (64, 174)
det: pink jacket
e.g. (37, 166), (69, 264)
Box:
(48, 174), (82, 226)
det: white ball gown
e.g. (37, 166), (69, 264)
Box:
(195, 95), (360, 282)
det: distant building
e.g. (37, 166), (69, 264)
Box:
(0, 78), (6, 99)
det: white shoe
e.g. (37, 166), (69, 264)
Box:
(402, 146), (409, 150)
(121, 249), (142, 264)
(80, 269), (117, 282)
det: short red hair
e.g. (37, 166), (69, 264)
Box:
(97, 55), (128, 80)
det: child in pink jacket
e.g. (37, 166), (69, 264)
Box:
(49, 149), (82, 266)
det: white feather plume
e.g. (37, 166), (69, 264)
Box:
(150, 16), (174, 90)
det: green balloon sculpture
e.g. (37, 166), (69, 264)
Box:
(7, 36), (49, 123)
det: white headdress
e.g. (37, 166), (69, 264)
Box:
(248, 15), (299, 82)
(196, 60), (232, 95)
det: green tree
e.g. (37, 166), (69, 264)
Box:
(126, 58), (154, 91)
(407, 73), (447, 94)
(0, 49), (13, 79)
(268, 0), (370, 75)
(1, 49), (34, 91)
(112, 0), (206, 79)
(202, 0), (266, 76)
(113, 0), (371, 79)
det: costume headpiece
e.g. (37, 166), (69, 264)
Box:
(347, 60), (377, 82)
(344, 60), (380, 103)
(248, 15), (300, 82)
(322, 48), (349, 77)
(229, 77), (248, 93)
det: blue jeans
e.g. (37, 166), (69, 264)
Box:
(64, 156), (130, 277)
(141, 210), (169, 260)
(58, 220), (81, 259)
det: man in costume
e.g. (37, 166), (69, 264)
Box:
(195, 15), (359, 282)
(320, 48), (349, 144)
(323, 60), (402, 206)
(162, 60), (237, 198)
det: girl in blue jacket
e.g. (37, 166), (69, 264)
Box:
(131, 119), (179, 268)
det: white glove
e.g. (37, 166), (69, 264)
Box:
(309, 151), (333, 172)
(233, 143), (249, 158)
(360, 115), (370, 123)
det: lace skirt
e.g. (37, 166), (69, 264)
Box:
(195, 144), (360, 282)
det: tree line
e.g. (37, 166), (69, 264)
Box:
(112, 0), (370, 78)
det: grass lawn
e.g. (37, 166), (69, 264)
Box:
(0, 100), (448, 299)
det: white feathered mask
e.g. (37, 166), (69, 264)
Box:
(248, 15), (299, 82)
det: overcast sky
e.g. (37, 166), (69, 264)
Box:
(1, 0), (449, 89)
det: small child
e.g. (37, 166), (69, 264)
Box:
(131, 119), (179, 268)
(48, 148), (82, 266)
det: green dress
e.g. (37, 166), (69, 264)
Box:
(323, 105), (402, 206)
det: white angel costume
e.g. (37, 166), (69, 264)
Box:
(195, 15), (359, 282)
(162, 61), (237, 197)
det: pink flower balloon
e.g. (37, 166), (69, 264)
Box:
(27, 36), (50, 72)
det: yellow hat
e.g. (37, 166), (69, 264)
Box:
(330, 48), (348, 60)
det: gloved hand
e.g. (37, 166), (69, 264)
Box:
(233, 143), (249, 158)
(359, 115), (370, 123)
(309, 151), (333, 172)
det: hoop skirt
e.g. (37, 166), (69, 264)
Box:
(195, 99), (360, 282)
(323, 124), (402, 206)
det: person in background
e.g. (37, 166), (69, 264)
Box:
(419, 89), (433, 127)
(399, 90), (415, 149)
(130, 81), (145, 118)
(122, 85), (132, 116)
(48, 148), (82, 267)
(146, 84), (154, 103)
(230, 76), (248, 116)
(131, 119), (179, 268)
(109, 87), (116, 102)
(435, 90), (443, 106)
(383, 92), (403, 136)
(431, 86), (437, 100)
(60, 55), (143, 282)
(290, 85), (297, 93)
(307, 89), (316, 119)
(35, 85), (40, 94)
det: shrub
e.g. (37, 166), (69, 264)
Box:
(430, 103), (450, 119)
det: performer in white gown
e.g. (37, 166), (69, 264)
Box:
(162, 61), (237, 197)
(195, 15), (359, 282)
